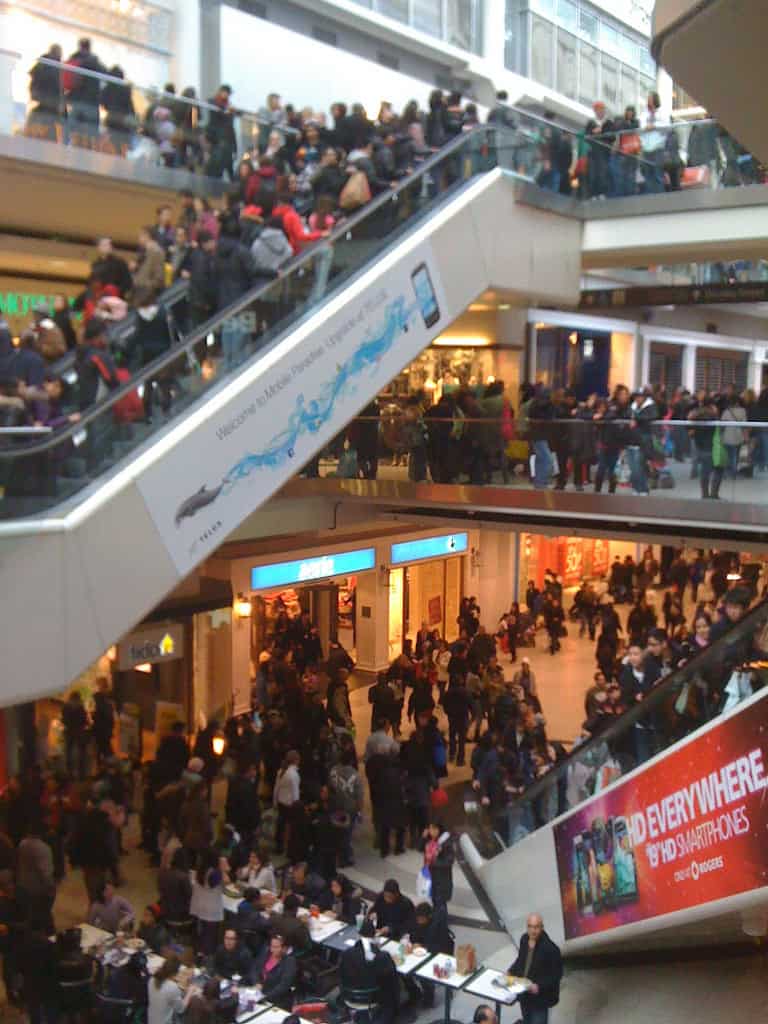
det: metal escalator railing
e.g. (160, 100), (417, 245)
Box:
(482, 595), (768, 854)
(0, 126), (531, 518)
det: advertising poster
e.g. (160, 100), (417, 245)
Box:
(136, 241), (449, 575)
(554, 695), (768, 940)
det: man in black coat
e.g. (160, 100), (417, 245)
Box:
(507, 913), (562, 1023)
(225, 763), (260, 846)
(365, 879), (415, 940)
(339, 938), (399, 1024)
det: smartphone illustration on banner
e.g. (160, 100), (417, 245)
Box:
(411, 262), (441, 328)
(611, 816), (639, 903)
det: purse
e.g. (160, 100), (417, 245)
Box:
(339, 169), (372, 211)
(619, 133), (641, 156)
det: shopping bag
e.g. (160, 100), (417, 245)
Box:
(681, 165), (711, 189)
(619, 133), (642, 156)
(455, 944), (477, 975)
(416, 865), (432, 901)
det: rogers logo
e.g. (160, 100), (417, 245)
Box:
(691, 856), (724, 881)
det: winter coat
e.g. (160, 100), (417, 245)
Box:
(250, 227), (292, 275)
(131, 239), (165, 307)
(365, 752), (407, 828)
(215, 237), (255, 311)
(423, 833), (454, 907)
(721, 405), (747, 447)
(328, 763), (364, 816)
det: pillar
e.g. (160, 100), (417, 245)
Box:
(682, 343), (696, 392)
(355, 559), (391, 674)
(171, 0), (202, 96)
(230, 562), (252, 715)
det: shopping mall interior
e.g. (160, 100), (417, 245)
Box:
(1, 0), (768, 1021)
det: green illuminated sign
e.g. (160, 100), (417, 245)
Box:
(0, 293), (77, 318)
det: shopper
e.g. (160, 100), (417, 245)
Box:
(507, 913), (562, 1024)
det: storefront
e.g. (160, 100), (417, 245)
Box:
(518, 533), (635, 596)
(387, 532), (467, 659)
(248, 547), (377, 666)
(528, 310), (637, 398)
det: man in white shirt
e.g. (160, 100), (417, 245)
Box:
(641, 91), (671, 193)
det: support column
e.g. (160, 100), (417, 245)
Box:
(355, 562), (391, 675)
(171, 0), (202, 97)
(682, 343), (696, 392)
(230, 562), (252, 716)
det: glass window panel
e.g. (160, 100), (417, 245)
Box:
(376, 0), (409, 22)
(531, 14), (555, 87)
(412, 0), (442, 37)
(578, 41), (598, 107)
(531, 0), (556, 15)
(619, 64), (637, 112)
(640, 49), (656, 76)
(505, 0), (517, 70)
(557, 0), (577, 30)
(578, 8), (598, 42)
(556, 27), (577, 99)
(447, 0), (477, 52)
(600, 21), (620, 54)
(600, 54), (618, 110)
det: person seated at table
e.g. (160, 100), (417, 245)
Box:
(403, 902), (454, 1010)
(317, 873), (362, 924)
(138, 904), (171, 953)
(104, 952), (149, 1011)
(185, 977), (237, 1024)
(282, 860), (325, 906)
(252, 933), (297, 1010)
(339, 936), (399, 1024)
(472, 1005), (498, 1024)
(363, 879), (415, 941)
(237, 845), (277, 893)
(236, 888), (271, 954)
(213, 926), (255, 982)
(89, 881), (135, 934)
(269, 893), (311, 954)
(148, 954), (199, 1024)
(55, 928), (95, 1019)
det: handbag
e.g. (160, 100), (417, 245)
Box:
(619, 133), (641, 156)
(339, 169), (372, 211)
(416, 865), (432, 901)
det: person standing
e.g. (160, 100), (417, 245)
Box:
(420, 823), (454, 915)
(273, 751), (301, 854)
(205, 84), (238, 179)
(62, 690), (89, 779)
(64, 37), (106, 146)
(92, 677), (116, 766)
(507, 913), (562, 1024)
(584, 101), (615, 198)
(27, 44), (63, 142)
(16, 821), (55, 934)
(442, 678), (471, 767)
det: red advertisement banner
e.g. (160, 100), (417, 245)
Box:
(553, 695), (768, 940)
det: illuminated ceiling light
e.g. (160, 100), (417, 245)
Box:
(569, 331), (578, 345)
(433, 336), (491, 347)
(134, 662), (152, 673)
(727, 572), (742, 582)
(534, 322), (548, 330)
(498, 303), (511, 310)
(212, 734), (226, 756)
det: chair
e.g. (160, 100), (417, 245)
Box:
(165, 916), (196, 944)
(94, 991), (143, 1023)
(340, 986), (379, 1023)
(297, 953), (339, 997)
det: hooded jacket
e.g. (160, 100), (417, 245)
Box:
(250, 227), (292, 275)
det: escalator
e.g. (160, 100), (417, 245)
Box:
(465, 596), (768, 954)
(0, 126), (585, 705)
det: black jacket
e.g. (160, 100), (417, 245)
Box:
(225, 774), (261, 836)
(252, 949), (297, 1008)
(365, 753), (407, 829)
(66, 48), (106, 105)
(368, 892), (414, 940)
(442, 683), (472, 724)
(30, 54), (61, 112)
(340, 941), (399, 1013)
(215, 238), (255, 311)
(76, 345), (117, 411)
(92, 254), (133, 297)
(508, 931), (562, 1011)
(213, 942), (254, 982)
(411, 904), (453, 954)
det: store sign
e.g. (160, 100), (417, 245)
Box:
(553, 695), (768, 941)
(117, 624), (184, 670)
(251, 547), (376, 590)
(580, 282), (768, 310)
(390, 532), (468, 565)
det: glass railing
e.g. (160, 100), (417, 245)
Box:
(1, 50), (298, 180)
(0, 126), (530, 519)
(303, 409), (768, 512)
(501, 103), (765, 199)
(494, 595), (768, 851)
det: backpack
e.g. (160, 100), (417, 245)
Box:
(90, 354), (144, 423)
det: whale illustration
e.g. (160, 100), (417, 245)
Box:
(175, 483), (224, 526)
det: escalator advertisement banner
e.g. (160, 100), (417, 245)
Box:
(553, 695), (768, 940)
(135, 242), (449, 574)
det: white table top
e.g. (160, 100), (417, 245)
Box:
(463, 968), (527, 1003)
(235, 995), (270, 1023)
(146, 953), (165, 976)
(246, 1008), (314, 1024)
(223, 893), (243, 914)
(380, 940), (433, 976)
(78, 923), (113, 950)
(308, 916), (346, 943)
(415, 954), (472, 989)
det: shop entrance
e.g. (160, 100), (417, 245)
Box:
(388, 556), (463, 659)
(252, 578), (360, 662)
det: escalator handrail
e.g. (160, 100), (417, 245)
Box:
(0, 124), (522, 460)
(505, 595), (768, 815)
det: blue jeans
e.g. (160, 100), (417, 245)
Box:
(725, 443), (740, 477)
(537, 168), (560, 193)
(594, 451), (619, 493)
(533, 440), (553, 489)
(626, 445), (649, 494)
(222, 317), (247, 370)
(521, 1005), (549, 1024)
(756, 432), (768, 471)
(643, 148), (666, 193)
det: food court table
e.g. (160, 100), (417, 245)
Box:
(463, 968), (528, 1021)
(77, 923), (113, 951)
(415, 954), (475, 1024)
(240, 1006), (314, 1024)
(319, 923), (360, 953)
(380, 940), (433, 976)
(307, 915), (346, 944)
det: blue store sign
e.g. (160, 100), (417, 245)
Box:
(390, 533), (468, 565)
(251, 547), (376, 590)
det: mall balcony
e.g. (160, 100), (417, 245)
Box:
(3, 115), (768, 704)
